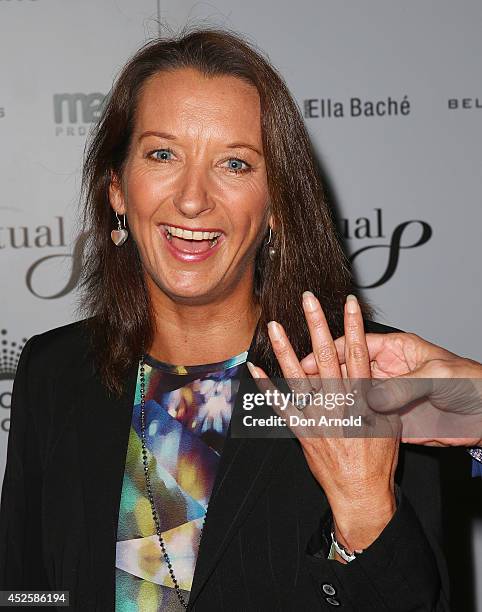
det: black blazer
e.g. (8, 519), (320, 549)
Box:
(0, 319), (450, 611)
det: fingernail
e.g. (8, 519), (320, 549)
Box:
(246, 361), (260, 379)
(268, 320), (283, 340)
(302, 291), (318, 312)
(346, 294), (358, 314)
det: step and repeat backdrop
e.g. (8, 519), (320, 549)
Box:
(1, 0), (481, 608)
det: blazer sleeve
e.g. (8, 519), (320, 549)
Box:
(304, 452), (450, 611)
(0, 335), (50, 590)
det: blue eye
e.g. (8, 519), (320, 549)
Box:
(151, 148), (173, 161)
(225, 158), (250, 173)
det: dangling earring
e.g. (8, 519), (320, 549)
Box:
(111, 212), (129, 246)
(265, 226), (276, 260)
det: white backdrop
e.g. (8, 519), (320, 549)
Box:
(1, 1), (481, 608)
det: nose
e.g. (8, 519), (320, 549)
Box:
(172, 163), (213, 219)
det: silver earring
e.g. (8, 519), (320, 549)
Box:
(111, 212), (129, 246)
(265, 227), (276, 260)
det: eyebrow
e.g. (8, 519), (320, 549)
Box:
(138, 130), (262, 155)
(227, 142), (262, 156)
(138, 130), (177, 142)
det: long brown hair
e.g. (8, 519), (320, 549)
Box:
(78, 26), (372, 396)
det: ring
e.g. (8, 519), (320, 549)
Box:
(292, 390), (315, 411)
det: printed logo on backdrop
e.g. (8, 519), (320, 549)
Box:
(0, 215), (87, 298)
(54, 92), (106, 136)
(448, 96), (481, 110)
(0, 330), (27, 433)
(339, 208), (432, 288)
(303, 95), (411, 119)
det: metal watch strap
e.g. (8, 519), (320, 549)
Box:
(330, 529), (364, 563)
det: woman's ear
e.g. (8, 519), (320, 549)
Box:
(108, 171), (126, 215)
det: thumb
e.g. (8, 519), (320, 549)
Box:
(367, 367), (434, 412)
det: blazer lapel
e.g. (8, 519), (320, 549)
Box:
(74, 360), (138, 607)
(188, 357), (294, 607)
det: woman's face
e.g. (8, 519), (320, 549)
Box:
(109, 67), (270, 304)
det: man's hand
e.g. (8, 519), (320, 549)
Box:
(301, 332), (482, 447)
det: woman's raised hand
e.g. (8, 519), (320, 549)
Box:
(247, 293), (399, 561)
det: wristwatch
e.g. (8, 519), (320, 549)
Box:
(330, 529), (364, 563)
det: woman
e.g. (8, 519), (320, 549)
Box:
(0, 28), (448, 610)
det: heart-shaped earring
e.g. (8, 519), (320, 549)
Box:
(111, 213), (129, 246)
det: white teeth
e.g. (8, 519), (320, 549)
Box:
(163, 225), (222, 241)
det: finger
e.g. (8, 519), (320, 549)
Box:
(302, 292), (348, 401)
(246, 362), (293, 432)
(344, 295), (371, 379)
(367, 374), (434, 412)
(246, 362), (328, 438)
(246, 362), (290, 413)
(246, 361), (279, 394)
(302, 292), (342, 381)
(299, 352), (318, 375)
(304, 366), (348, 385)
(300, 333), (386, 373)
(267, 320), (315, 398)
(335, 333), (387, 365)
(300, 339), (344, 374)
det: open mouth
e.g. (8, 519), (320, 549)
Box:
(160, 224), (224, 259)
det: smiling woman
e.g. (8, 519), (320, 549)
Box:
(79, 29), (359, 391)
(107, 67), (269, 318)
(0, 27), (449, 611)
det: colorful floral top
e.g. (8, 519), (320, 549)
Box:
(115, 350), (248, 611)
